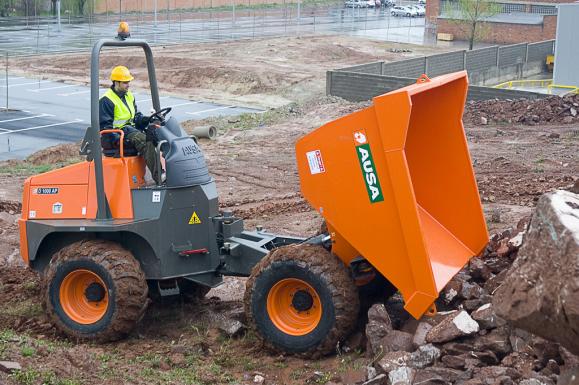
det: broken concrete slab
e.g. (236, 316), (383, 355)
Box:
(426, 311), (479, 343)
(412, 322), (432, 349)
(0, 361), (21, 373)
(376, 330), (414, 354)
(471, 303), (507, 330)
(493, 190), (579, 355)
(388, 366), (415, 385)
(366, 303), (393, 353)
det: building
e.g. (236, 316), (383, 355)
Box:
(426, 0), (574, 45)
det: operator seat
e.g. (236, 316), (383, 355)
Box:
(100, 131), (139, 158)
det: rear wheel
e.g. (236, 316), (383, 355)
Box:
(43, 239), (148, 342)
(244, 244), (359, 358)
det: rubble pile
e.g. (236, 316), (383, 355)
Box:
(463, 95), (579, 126)
(344, 190), (579, 385)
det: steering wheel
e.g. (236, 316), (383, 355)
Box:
(148, 107), (172, 124)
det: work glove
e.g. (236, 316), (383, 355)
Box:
(134, 112), (150, 131)
(145, 124), (160, 145)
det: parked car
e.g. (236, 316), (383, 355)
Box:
(407, 4), (425, 15)
(382, 0), (395, 6)
(391, 5), (417, 16)
(345, 0), (367, 7)
(418, 0), (426, 4)
(366, 0), (376, 7)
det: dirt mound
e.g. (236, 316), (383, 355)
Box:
(464, 94), (579, 126)
(25, 142), (82, 166)
(0, 200), (21, 213)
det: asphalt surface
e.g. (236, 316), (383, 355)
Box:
(0, 4), (429, 159)
(0, 75), (261, 160)
(0, 6), (428, 55)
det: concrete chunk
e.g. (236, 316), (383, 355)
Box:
(493, 190), (579, 355)
(426, 311), (479, 343)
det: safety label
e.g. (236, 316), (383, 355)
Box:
(306, 150), (325, 175)
(354, 130), (384, 204)
(152, 191), (161, 203)
(52, 202), (63, 214)
(29, 211), (36, 218)
(189, 211), (202, 225)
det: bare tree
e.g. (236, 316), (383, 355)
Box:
(444, 0), (501, 50)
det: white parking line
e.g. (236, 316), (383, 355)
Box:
(167, 101), (201, 108)
(0, 80), (52, 88)
(135, 96), (170, 103)
(185, 106), (235, 116)
(57, 89), (90, 96)
(0, 119), (83, 135)
(27, 84), (78, 92)
(0, 114), (54, 124)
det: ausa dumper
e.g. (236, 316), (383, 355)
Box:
(19, 32), (488, 356)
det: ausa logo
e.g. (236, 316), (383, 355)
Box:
(353, 130), (384, 203)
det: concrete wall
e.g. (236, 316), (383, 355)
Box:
(326, 72), (549, 102)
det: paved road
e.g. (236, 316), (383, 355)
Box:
(0, 4), (429, 160)
(0, 6), (427, 55)
(0, 75), (261, 160)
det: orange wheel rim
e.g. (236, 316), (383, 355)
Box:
(59, 269), (109, 324)
(266, 278), (322, 336)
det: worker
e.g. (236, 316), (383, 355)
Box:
(99, 65), (163, 183)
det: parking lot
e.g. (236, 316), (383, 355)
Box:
(0, 75), (261, 159)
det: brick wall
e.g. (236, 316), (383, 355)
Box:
(426, 0), (572, 44)
(437, 15), (557, 44)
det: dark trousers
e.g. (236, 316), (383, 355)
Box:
(126, 131), (161, 183)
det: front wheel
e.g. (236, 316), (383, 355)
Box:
(244, 244), (359, 358)
(43, 239), (148, 342)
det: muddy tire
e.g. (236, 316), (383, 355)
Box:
(244, 244), (359, 358)
(43, 239), (148, 342)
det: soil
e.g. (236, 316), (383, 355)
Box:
(0, 34), (577, 385)
(10, 35), (446, 109)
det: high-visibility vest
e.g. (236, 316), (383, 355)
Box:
(101, 88), (136, 128)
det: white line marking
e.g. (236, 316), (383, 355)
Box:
(57, 89), (90, 96)
(167, 101), (200, 108)
(0, 80), (52, 88)
(27, 84), (78, 92)
(0, 119), (83, 135)
(135, 96), (169, 103)
(185, 106), (235, 116)
(0, 114), (53, 123)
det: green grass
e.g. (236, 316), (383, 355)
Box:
(188, 102), (300, 137)
(10, 369), (41, 385)
(0, 299), (42, 318)
(0, 163), (54, 176)
(20, 345), (36, 357)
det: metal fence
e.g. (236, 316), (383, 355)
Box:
(0, 5), (427, 55)
(339, 40), (555, 85)
(328, 39), (556, 101)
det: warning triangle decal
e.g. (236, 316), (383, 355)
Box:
(188, 211), (202, 225)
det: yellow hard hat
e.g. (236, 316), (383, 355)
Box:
(110, 66), (134, 82)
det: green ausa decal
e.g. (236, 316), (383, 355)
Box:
(353, 130), (384, 203)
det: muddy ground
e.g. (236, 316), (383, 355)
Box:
(0, 35), (577, 385)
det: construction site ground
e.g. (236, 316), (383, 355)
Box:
(0, 35), (577, 385)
